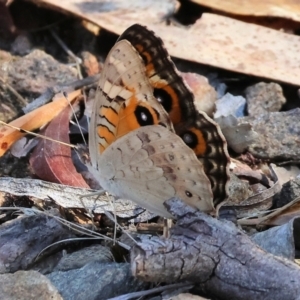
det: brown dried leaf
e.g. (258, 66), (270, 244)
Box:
(28, 0), (177, 25)
(152, 14), (300, 86)
(24, 3), (300, 85)
(0, 90), (81, 156)
(29, 105), (89, 188)
(191, 0), (300, 22)
(239, 196), (300, 226)
(225, 163), (281, 219)
(264, 200), (300, 226)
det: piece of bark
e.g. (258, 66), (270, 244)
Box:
(0, 177), (153, 221)
(131, 198), (300, 300)
(0, 212), (75, 273)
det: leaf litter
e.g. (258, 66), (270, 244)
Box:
(0, 1), (300, 299)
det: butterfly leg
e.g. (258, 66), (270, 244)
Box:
(79, 189), (105, 229)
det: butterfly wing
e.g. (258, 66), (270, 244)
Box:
(95, 125), (214, 218)
(119, 24), (230, 206)
(89, 39), (173, 169)
(118, 24), (197, 126)
(176, 112), (230, 206)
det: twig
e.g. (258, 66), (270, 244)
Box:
(107, 282), (193, 300)
(50, 29), (83, 80)
(0, 76), (27, 106)
(23, 74), (100, 113)
(0, 120), (77, 149)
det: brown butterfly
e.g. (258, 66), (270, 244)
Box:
(86, 24), (230, 218)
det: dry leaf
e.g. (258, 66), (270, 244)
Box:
(24, 3), (300, 85)
(225, 163), (281, 219)
(239, 196), (300, 226)
(28, 0), (178, 26)
(191, 0), (300, 22)
(29, 105), (89, 188)
(0, 90), (81, 156)
(265, 201), (300, 226)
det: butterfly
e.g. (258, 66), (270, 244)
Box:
(86, 24), (230, 218)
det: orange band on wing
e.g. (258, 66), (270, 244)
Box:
(99, 143), (105, 154)
(100, 106), (119, 127)
(134, 44), (182, 125)
(152, 81), (182, 125)
(135, 45), (156, 76)
(97, 125), (114, 152)
(189, 127), (207, 156)
(96, 106), (119, 153)
(117, 99), (160, 138)
(97, 93), (161, 153)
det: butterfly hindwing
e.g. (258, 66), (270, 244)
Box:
(97, 125), (214, 218)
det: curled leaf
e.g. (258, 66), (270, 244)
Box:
(30, 105), (89, 188)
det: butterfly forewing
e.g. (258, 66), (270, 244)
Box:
(118, 24), (197, 126)
(89, 39), (173, 169)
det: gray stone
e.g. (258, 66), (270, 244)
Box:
(226, 174), (253, 205)
(215, 93), (246, 118)
(245, 82), (286, 116)
(11, 34), (33, 55)
(54, 244), (113, 271)
(0, 270), (62, 300)
(241, 108), (300, 160)
(47, 262), (148, 300)
(0, 49), (77, 95)
(252, 219), (296, 260)
(273, 178), (300, 208)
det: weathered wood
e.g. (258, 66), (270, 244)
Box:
(0, 212), (75, 273)
(131, 198), (300, 300)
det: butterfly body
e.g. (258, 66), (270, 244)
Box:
(87, 24), (230, 218)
